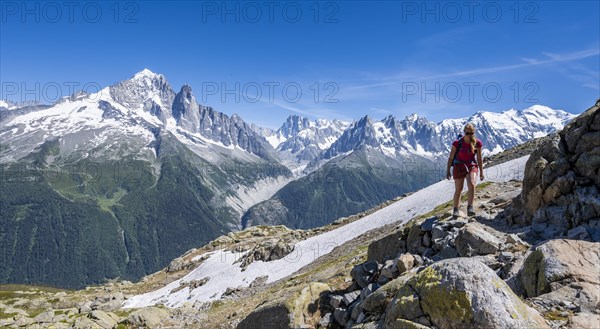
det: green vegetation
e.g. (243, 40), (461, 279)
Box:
(97, 188), (128, 215)
(0, 309), (18, 319)
(543, 310), (570, 321)
(0, 141), (247, 288)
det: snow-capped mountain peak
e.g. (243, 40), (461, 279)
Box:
(256, 115), (351, 172)
(405, 113), (419, 121)
(0, 100), (16, 110)
(303, 106), (575, 171)
(0, 71), (282, 165)
(132, 68), (162, 80)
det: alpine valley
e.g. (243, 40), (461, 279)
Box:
(0, 70), (575, 289)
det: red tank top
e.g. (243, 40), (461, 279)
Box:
(452, 137), (483, 166)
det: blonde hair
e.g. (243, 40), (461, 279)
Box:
(464, 123), (477, 153)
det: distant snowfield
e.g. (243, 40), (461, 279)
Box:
(123, 156), (530, 308)
(225, 175), (294, 220)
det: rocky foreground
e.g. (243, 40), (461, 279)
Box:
(0, 100), (598, 328)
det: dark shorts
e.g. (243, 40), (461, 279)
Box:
(453, 164), (479, 180)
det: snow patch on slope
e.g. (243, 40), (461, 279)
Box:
(225, 175), (294, 219)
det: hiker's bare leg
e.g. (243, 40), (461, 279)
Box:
(453, 177), (465, 209)
(466, 171), (477, 206)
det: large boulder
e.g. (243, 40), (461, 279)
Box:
(519, 239), (600, 312)
(454, 222), (505, 256)
(89, 310), (120, 329)
(367, 229), (406, 263)
(384, 258), (549, 329)
(237, 282), (330, 329)
(361, 274), (414, 315)
(127, 307), (171, 328)
(515, 99), (600, 238)
(32, 310), (54, 323)
(351, 261), (379, 289)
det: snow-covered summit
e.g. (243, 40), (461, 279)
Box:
(0, 70), (279, 164)
(306, 105), (575, 167)
(0, 100), (15, 110)
(132, 68), (163, 80)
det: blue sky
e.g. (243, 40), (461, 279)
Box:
(1, 1), (598, 128)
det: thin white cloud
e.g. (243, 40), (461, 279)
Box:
(422, 47), (600, 80)
(345, 47), (600, 90)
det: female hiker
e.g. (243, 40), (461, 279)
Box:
(446, 123), (484, 218)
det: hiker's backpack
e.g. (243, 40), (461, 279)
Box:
(452, 134), (464, 166)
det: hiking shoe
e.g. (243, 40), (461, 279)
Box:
(452, 207), (460, 218)
(467, 205), (476, 217)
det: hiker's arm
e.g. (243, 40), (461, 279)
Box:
(477, 148), (484, 180)
(446, 146), (456, 179)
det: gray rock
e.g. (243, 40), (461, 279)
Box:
(512, 101), (600, 233)
(567, 312), (600, 329)
(421, 233), (431, 248)
(343, 290), (361, 306)
(384, 258), (549, 329)
(362, 260), (379, 274)
(334, 307), (349, 326)
(420, 216), (438, 232)
(475, 212), (493, 221)
(166, 256), (191, 272)
(431, 226), (447, 241)
(395, 253), (415, 274)
(351, 301), (363, 321)
(53, 314), (68, 323)
(519, 239), (600, 309)
(93, 299), (122, 312)
(542, 158), (571, 189)
(361, 274), (414, 315)
(330, 295), (344, 308)
(432, 245), (459, 261)
(386, 319), (430, 328)
(381, 259), (397, 279)
(386, 285), (424, 321)
(506, 233), (527, 246)
(73, 316), (100, 329)
(351, 261), (378, 288)
(406, 225), (427, 255)
(367, 230), (405, 263)
(455, 222), (504, 256)
(89, 310), (119, 329)
(356, 311), (366, 324)
(412, 254), (424, 267)
(249, 275), (268, 288)
(447, 219), (468, 228)
(13, 316), (33, 327)
(0, 319), (15, 327)
(360, 283), (379, 301)
(33, 310), (54, 323)
(239, 282), (330, 329)
(128, 307), (171, 328)
(567, 226), (590, 240)
(319, 313), (333, 327)
(498, 251), (514, 262)
(78, 300), (93, 313)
